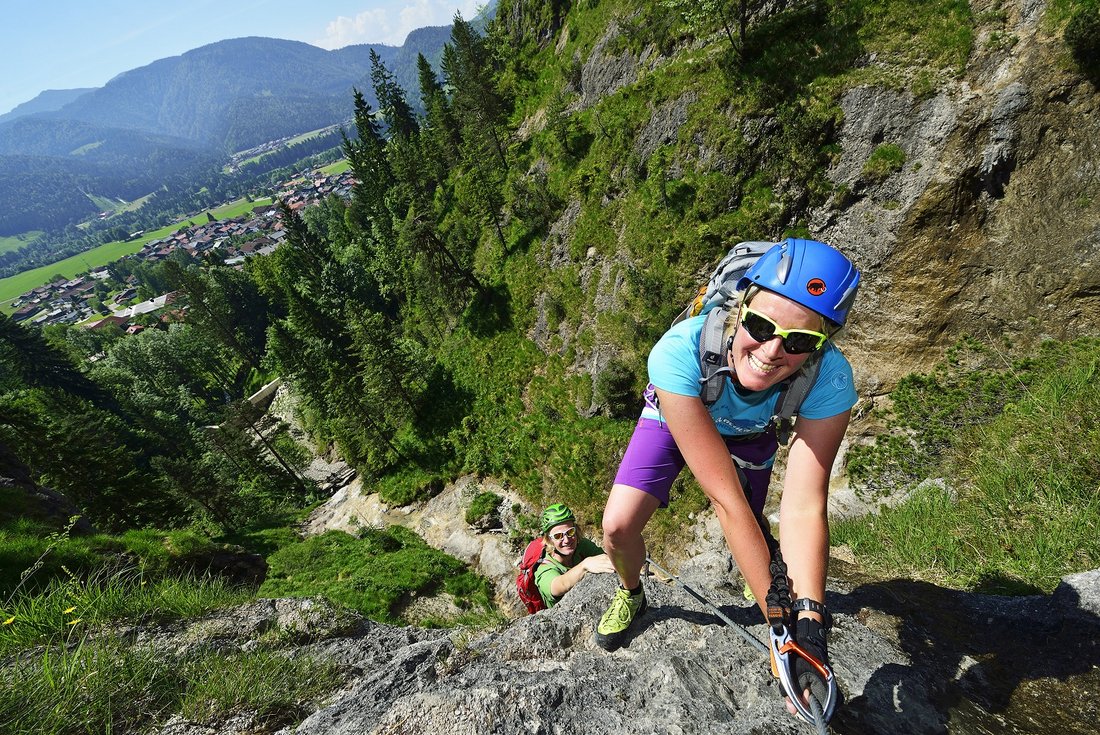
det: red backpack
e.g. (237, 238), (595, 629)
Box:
(516, 537), (548, 613)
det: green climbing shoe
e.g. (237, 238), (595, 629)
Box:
(595, 585), (647, 651)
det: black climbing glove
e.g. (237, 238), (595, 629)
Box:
(794, 616), (831, 708)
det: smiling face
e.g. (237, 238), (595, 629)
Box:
(546, 522), (578, 559)
(729, 289), (824, 392)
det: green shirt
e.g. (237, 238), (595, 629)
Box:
(534, 537), (603, 608)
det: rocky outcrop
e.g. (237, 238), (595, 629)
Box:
(303, 475), (536, 617)
(148, 562), (1100, 735)
(810, 0), (1100, 389)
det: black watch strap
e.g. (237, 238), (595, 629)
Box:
(792, 597), (832, 629)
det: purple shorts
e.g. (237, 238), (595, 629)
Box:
(613, 418), (778, 515)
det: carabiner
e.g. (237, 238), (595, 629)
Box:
(769, 624), (838, 726)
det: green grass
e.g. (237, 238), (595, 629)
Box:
(0, 509), (252, 601)
(0, 570), (251, 655)
(0, 232), (43, 256)
(81, 191), (157, 219)
(862, 142), (907, 180)
(259, 527), (498, 626)
(0, 637), (343, 735)
(209, 196), (274, 220)
(833, 338), (1100, 594)
(214, 506), (315, 558)
(86, 193), (125, 213)
(0, 522), (340, 733)
(317, 158), (350, 175)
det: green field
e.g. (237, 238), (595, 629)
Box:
(231, 126), (335, 169)
(318, 158), (350, 175)
(0, 232), (43, 256)
(209, 197), (272, 220)
(0, 198), (273, 310)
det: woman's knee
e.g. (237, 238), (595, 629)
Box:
(602, 485), (656, 545)
(602, 514), (635, 546)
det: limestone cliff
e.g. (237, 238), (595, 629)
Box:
(812, 0), (1100, 390)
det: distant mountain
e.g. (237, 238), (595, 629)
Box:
(0, 88), (97, 125)
(0, 115), (221, 234)
(38, 38), (389, 151)
(0, 5), (495, 238)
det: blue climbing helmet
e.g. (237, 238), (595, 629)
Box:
(736, 238), (860, 326)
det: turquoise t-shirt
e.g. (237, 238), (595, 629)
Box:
(534, 537), (603, 608)
(640, 315), (857, 437)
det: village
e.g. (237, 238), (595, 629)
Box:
(9, 167), (354, 333)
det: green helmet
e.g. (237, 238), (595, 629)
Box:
(540, 503), (576, 535)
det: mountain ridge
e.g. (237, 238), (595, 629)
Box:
(0, 28), (457, 237)
(0, 88), (96, 125)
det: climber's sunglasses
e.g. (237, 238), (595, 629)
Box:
(738, 305), (828, 354)
(550, 527), (577, 542)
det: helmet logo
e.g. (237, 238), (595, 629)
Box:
(806, 278), (827, 296)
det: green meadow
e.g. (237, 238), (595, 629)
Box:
(318, 158), (350, 175)
(0, 198), (273, 310)
(0, 232), (43, 256)
(210, 196), (273, 220)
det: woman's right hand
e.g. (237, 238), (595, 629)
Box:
(581, 553), (617, 574)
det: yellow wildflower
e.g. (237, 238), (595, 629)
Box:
(67, 619), (82, 626)
(2, 616), (14, 626)
(63, 606), (77, 614)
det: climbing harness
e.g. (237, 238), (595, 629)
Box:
(644, 556), (766, 655)
(766, 551), (837, 734)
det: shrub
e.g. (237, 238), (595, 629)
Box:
(1065, 5), (1100, 75)
(465, 492), (503, 527)
(862, 143), (907, 181)
(259, 527), (496, 624)
(376, 468), (445, 507)
(593, 358), (641, 419)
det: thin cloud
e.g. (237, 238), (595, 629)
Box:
(314, 1), (483, 49)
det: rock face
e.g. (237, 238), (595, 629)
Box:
(149, 562), (1099, 735)
(807, 1), (1100, 390)
(303, 475), (537, 617)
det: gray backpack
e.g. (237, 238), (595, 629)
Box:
(672, 241), (821, 446)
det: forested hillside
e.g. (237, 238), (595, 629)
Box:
(0, 88), (95, 125)
(5, 0), (1100, 568)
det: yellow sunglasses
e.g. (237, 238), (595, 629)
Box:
(738, 305), (828, 354)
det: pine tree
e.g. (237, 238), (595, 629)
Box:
(370, 49), (418, 140)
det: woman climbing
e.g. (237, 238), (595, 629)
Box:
(594, 237), (860, 718)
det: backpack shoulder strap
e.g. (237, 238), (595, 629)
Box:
(698, 307), (734, 406)
(772, 353), (823, 445)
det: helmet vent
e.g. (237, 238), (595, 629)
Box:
(776, 252), (792, 284)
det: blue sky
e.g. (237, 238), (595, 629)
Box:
(0, 0), (485, 115)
